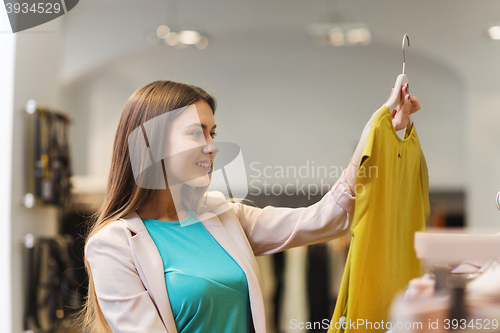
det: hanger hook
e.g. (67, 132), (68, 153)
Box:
(402, 34), (410, 74)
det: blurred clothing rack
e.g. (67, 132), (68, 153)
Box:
(23, 234), (80, 333)
(24, 100), (72, 209)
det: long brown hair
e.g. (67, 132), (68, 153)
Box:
(73, 80), (220, 332)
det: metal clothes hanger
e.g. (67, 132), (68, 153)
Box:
(384, 34), (410, 111)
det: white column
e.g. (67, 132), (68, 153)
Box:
(0, 6), (16, 333)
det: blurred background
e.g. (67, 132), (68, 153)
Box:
(2, 0), (500, 332)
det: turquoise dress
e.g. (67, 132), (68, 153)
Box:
(142, 209), (251, 333)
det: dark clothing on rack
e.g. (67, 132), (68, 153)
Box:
(24, 236), (78, 332)
(307, 244), (332, 333)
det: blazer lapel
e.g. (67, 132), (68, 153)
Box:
(121, 212), (178, 333)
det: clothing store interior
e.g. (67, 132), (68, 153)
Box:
(2, 0), (500, 332)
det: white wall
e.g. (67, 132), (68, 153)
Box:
(58, 0), (472, 193)
(60, 32), (466, 190)
(8, 18), (64, 333)
(58, 0), (500, 228)
(466, 90), (500, 227)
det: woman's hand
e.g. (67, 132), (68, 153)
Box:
(391, 83), (421, 131)
(344, 84), (422, 195)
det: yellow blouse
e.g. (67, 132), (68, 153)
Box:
(329, 106), (430, 332)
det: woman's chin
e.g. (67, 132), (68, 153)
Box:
(185, 174), (211, 188)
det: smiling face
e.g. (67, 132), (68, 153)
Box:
(163, 99), (218, 188)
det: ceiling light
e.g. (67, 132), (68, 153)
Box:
(346, 27), (372, 45)
(179, 30), (200, 45)
(150, 1), (209, 49)
(329, 28), (345, 46)
(307, 22), (372, 46)
(488, 25), (500, 40)
(165, 32), (179, 46)
(196, 36), (209, 49)
(156, 25), (170, 39)
(149, 26), (209, 49)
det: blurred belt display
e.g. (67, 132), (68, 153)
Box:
(24, 99), (72, 208)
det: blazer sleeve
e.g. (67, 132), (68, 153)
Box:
(231, 170), (355, 256)
(85, 221), (168, 333)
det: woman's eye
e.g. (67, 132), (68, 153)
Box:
(191, 131), (217, 139)
(192, 131), (203, 137)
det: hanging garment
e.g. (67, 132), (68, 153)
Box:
(29, 108), (72, 207)
(23, 236), (77, 332)
(329, 105), (430, 333)
(272, 251), (285, 332)
(307, 243), (332, 330)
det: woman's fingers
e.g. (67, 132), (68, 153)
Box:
(409, 96), (421, 114)
(396, 84), (409, 108)
(395, 86), (410, 115)
(388, 83), (420, 131)
(390, 85), (412, 131)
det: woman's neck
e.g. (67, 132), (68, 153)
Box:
(136, 184), (188, 222)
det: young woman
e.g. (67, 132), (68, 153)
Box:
(77, 80), (419, 333)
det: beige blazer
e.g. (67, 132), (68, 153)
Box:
(86, 173), (355, 333)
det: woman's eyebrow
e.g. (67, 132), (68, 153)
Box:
(185, 123), (217, 130)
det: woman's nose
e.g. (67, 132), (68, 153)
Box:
(203, 141), (219, 156)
